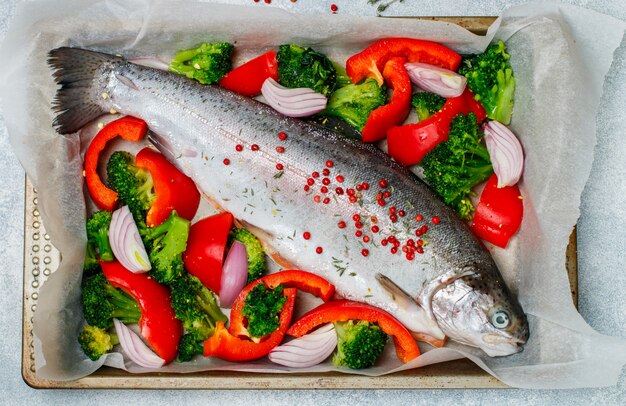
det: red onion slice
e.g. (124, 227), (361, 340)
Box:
(483, 121), (524, 188)
(268, 323), (337, 368)
(405, 62), (466, 98)
(113, 319), (166, 368)
(109, 206), (151, 273)
(219, 241), (249, 308)
(261, 78), (327, 118)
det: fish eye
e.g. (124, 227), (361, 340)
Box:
(490, 309), (511, 329)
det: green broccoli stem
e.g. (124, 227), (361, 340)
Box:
(109, 332), (120, 346)
(96, 225), (114, 262)
(491, 70), (515, 125)
(104, 284), (141, 323)
(197, 289), (228, 324)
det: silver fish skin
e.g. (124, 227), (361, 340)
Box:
(49, 47), (529, 356)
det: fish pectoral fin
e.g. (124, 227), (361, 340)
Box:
(268, 251), (298, 270)
(234, 221), (296, 269)
(411, 332), (448, 348)
(375, 273), (415, 310)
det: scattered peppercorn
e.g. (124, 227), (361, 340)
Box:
(235, 144), (243, 152)
(223, 158), (230, 165)
(303, 232), (311, 240)
(278, 131), (287, 140)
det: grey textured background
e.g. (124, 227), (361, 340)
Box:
(1, 0), (625, 404)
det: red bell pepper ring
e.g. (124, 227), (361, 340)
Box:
(346, 38), (462, 87)
(471, 174), (523, 248)
(287, 300), (421, 364)
(228, 270), (336, 338)
(101, 260), (183, 363)
(203, 287), (297, 362)
(135, 147), (200, 227)
(183, 212), (234, 293)
(219, 50), (279, 97)
(361, 57), (412, 143)
(84, 116), (148, 211)
(387, 88), (487, 166)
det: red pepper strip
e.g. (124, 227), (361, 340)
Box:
(361, 57), (412, 143)
(203, 287), (297, 362)
(387, 88), (486, 166)
(471, 174), (523, 248)
(228, 270), (336, 338)
(219, 50), (279, 97)
(346, 38), (462, 86)
(287, 300), (420, 363)
(101, 260), (183, 363)
(84, 116), (148, 211)
(183, 212), (234, 293)
(134, 147), (200, 227)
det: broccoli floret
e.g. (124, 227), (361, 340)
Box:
(83, 242), (101, 276)
(142, 211), (190, 284)
(170, 274), (227, 340)
(411, 92), (446, 122)
(277, 44), (337, 96)
(241, 284), (286, 339)
(459, 40), (515, 125)
(323, 78), (386, 131)
(421, 113), (493, 220)
(169, 42), (234, 85)
(106, 151), (155, 225)
(333, 62), (353, 88)
(81, 273), (141, 329)
(332, 320), (388, 369)
(230, 228), (266, 283)
(78, 325), (119, 361)
(86, 210), (114, 262)
(177, 333), (204, 362)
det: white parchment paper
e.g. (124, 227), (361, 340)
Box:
(0, 0), (625, 389)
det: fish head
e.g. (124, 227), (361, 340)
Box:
(430, 271), (529, 357)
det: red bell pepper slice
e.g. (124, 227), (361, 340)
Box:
(361, 57), (412, 143)
(471, 174), (523, 248)
(346, 38), (462, 86)
(387, 88), (486, 166)
(219, 50), (279, 97)
(183, 212), (234, 293)
(101, 260), (183, 363)
(287, 300), (421, 364)
(228, 270), (335, 338)
(203, 287), (297, 362)
(84, 116), (148, 211)
(134, 147), (200, 227)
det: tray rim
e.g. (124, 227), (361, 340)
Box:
(20, 14), (578, 390)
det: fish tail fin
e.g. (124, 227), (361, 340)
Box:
(48, 47), (120, 134)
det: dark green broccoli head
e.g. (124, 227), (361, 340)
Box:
(86, 210), (114, 262)
(142, 211), (189, 284)
(169, 42), (234, 85)
(81, 273), (141, 329)
(170, 274), (227, 340)
(411, 92), (446, 122)
(106, 151), (154, 226)
(277, 44), (337, 96)
(459, 40), (515, 124)
(324, 78), (386, 131)
(177, 333), (204, 362)
(78, 325), (118, 361)
(230, 227), (266, 283)
(421, 112), (493, 220)
(332, 320), (388, 369)
(241, 283), (287, 339)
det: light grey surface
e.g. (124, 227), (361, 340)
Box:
(0, 0), (625, 403)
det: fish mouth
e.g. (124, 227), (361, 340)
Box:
(480, 334), (525, 357)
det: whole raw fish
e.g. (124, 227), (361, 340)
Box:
(49, 47), (528, 356)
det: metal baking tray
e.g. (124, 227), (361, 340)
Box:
(20, 16), (579, 389)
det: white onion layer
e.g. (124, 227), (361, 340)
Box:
(483, 120), (524, 188)
(268, 323), (337, 368)
(113, 319), (166, 368)
(109, 206), (151, 273)
(261, 78), (327, 118)
(405, 62), (466, 98)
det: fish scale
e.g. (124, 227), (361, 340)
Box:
(49, 47), (528, 355)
